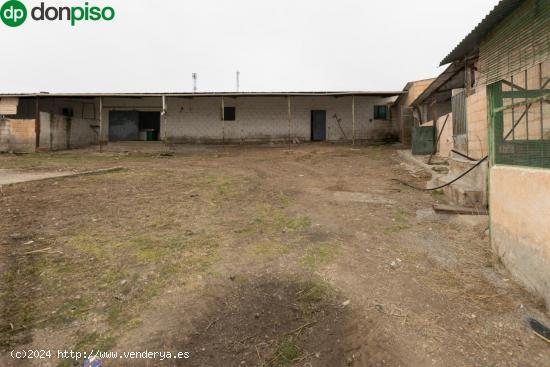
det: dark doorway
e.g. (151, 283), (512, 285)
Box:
(109, 111), (161, 142)
(311, 110), (326, 141)
(109, 111), (139, 141)
(138, 112), (161, 131)
(138, 112), (161, 141)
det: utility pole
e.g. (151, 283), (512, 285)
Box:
(236, 70), (240, 92)
(98, 97), (103, 152)
(192, 73), (197, 93)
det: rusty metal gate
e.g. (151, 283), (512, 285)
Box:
(451, 89), (468, 154)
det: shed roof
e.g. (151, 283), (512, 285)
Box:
(440, 0), (525, 66)
(0, 91), (403, 98)
(411, 61), (465, 106)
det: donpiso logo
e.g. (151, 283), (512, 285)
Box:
(1, 0), (27, 27)
(1, 1), (115, 27)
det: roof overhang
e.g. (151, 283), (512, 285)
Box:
(0, 91), (404, 98)
(411, 62), (465, 106)
(440, 0), (524, 66)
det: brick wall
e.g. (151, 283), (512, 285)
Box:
(466, 87), (488, 159)
(0, 119), (9, 151)
(436, 113), (453, 158)
(393, 79), (435, 146)
(0, 119), (36, 152)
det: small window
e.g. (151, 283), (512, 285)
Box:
(373, 105), (387, 120)
(223, 106), (236, 121)
(61, 107), (74, 117)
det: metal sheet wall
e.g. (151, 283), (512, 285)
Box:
(478, 0), (550, 86)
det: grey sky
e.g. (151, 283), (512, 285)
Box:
(0, 0), (498, 93)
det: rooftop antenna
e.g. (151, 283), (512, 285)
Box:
(192, 73), (197, 93)
(236, 70), (240, 92)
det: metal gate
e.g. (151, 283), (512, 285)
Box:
(488, 60), (550, 168)
(411, 126), (435, 155)
(109, 111), (139, 141)
(451, 89), (468, 154)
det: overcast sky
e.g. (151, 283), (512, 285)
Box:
(0, 0), (498, 93)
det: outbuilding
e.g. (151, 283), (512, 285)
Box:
(436, 0), (550, 307)
(0, 91), (401, 152)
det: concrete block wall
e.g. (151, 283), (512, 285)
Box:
(39, 112), (51, 149)
(490, 166), (550, 308)
(165, 96), (396, 143)
(466, 87), (488, 159)
(0, 119), (36, 152)
(0, 119), (9, 151)
(3, 95), (399, 150)
(50, 115), (69, 150)
(8, 120), (35, 152)
(436, 113), (453, 158)
(100, 96), (397, 144)
(39, 112), (98, 150)
(69, 116), (98, 148)
(393, 79), (435, 146)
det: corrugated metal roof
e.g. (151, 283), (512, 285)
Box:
(440, 0), (525, 66)
(0, 91), (403, 98)
(411, 61), (465, 106)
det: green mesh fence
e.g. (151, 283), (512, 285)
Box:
(489, 61), (550, 169)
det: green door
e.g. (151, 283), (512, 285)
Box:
(411, 126), (435, 155)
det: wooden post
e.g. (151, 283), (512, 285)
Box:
(221, 97), (225, 146)
(287, 96), (291, 148)
(464, 59), (471, 97)
(162, 95), (167, 145)
(352, 95), (356, 145)
(98, 97), (103, 152)
(34, 96), (40, 151)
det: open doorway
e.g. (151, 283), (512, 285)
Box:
(138, 112), (161, 141)
(108, 111), (161, 141)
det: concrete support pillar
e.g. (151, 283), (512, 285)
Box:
(98, 97), (103, 152)
(162, 95), (167, 144)
(287, 95), (291, 147)
(34, 97), (40, 151)
(352, 95), (356, 145)
(221, 96), (225, 145)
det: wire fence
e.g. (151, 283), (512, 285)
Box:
(490, 59), (550, 168)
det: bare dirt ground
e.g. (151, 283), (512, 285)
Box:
(0, 144), (549, 367)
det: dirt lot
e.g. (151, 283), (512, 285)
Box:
(0, 144), (549, 367)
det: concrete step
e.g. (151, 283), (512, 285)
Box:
(398, 150), (487, 207)
(429, 158), (448, 166)
(432, 165), (449, 174)
(437, 175), (485, 207)
(447, 156), (488, 189)
(397, 150), (450, 174)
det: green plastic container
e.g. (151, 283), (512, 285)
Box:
(146, 131), (158, 141)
